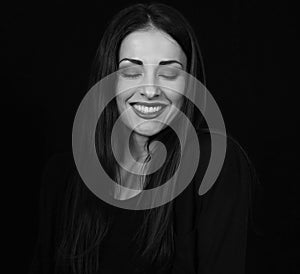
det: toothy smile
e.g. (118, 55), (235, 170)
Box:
(129, 102), (168, 119)
(133, 104), (162, 113)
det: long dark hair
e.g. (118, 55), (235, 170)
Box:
(55, 3), (205, 274)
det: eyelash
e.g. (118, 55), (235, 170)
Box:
(121, 73), (178, 80)
(160, 75), (178, 80)
(122, 73), (142, 79)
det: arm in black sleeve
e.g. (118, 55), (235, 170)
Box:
(195, 137), (251, 274)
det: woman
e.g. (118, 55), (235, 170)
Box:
(30, 3), (260, 274)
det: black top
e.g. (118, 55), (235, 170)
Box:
(29, 134), (254, 274)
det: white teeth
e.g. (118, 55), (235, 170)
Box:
(133, 104), (162, 114)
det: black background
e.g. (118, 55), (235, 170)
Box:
(2, 0), (298, 273)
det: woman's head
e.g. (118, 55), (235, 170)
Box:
(116, 28), (187, 136)
(91, 3), (205, 137)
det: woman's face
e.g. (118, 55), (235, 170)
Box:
(116, 29), (187, 136)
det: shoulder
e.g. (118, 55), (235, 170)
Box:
(193, 129), (253, 206)
(196, 128), (250, 164)
(195, 128), (253, 183)
(172, 130), (255, 237)
(194, 130), (252, 210)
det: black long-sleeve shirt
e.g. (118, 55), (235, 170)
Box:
(30, 133), (253, 273)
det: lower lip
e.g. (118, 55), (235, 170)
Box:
(131, 105), (167, 119)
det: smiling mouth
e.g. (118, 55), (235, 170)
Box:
(130, 103), (168, 119)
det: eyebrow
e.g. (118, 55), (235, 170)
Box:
(118, 58), (183, 68)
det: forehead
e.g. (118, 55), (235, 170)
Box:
(119, 30), (186, 65)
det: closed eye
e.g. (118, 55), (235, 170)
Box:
(159, 74), (178, 80)
(118, 67), (143, 79)
(121, 73), (142, 79)
(158, 67), (180, 80)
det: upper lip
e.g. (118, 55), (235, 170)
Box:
(129, 102), (168, 107)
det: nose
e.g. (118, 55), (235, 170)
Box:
(140, 72), (161, 98)
(142, 85), (160, 98)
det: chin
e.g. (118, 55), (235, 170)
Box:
(133, 123), (164, 137)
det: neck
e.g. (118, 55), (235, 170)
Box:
(129, 132), (149, 161)
(129, 132), (149, 160)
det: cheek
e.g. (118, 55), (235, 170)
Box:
(116, 77), (139, 97)
(159, 77), (186, 105)
(171, 95), (183, 112)
(115, 85), (131, 108)
(115, 94), (130, 118)
(161, 88), (184, 108)
(115, 79), (137, 112)
(172, 79), (186, 109)
(115, 95), (123, 112)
